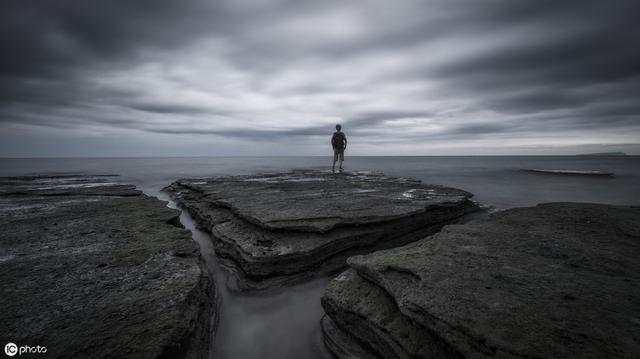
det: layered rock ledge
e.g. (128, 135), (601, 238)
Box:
(0, 175), (215, 359)
(322, 202), (640, 359)
(164, 170), (478, 290)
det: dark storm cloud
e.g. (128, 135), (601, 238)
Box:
(448, 123), (516, 136)
(141, 110), (436, 138)
(1, 0), (639, 155)
(0, 1), (213, 77)
(0, 0), (220, 110)
(417, 2), (640, 130)
(125, 103), (226, 115)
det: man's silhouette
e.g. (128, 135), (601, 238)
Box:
(331, 124), (347, 173)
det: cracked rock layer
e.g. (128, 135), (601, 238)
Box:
(0, 175), (215, 359)
(164, 170), (478, 290)
(322, 202), (640, 359)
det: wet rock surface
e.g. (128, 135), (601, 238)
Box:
(322, 202), (640, 359)
(0, 175), (214, 359)
(164, 170), (478, 290)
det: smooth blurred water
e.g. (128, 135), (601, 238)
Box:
(2, 156), (639, 209)
(161, 193), (331, 359)
(2, 156), (639, 359)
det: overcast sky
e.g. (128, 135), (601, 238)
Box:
(1, 0), (639, 156)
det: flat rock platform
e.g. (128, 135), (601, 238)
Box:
(322, 202), (640, 359)
(165, 170), (478, 290)
(0, 175), (214, 359)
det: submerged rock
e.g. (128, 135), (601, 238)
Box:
(322, 202), (640, 359)
(521, 168), (614, 177)
(0, 175), (215, 359)
(164, 170), (478, 290)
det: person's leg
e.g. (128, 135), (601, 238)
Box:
(332, 151), (338, 173)
(338, 151), (344, 172)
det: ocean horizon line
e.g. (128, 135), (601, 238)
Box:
(1, 154), (639, 160)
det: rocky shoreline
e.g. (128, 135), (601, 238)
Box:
(164, 170), (479, 290)
(321, 202), (640, 358)
(0, 175), (215, 359)
(3, 172), (637, 359)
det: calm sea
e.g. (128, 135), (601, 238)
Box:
(2, 156), (639, 359)
(1, 156), (639, 209)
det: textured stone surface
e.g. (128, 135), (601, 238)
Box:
(165, 170), (478, 290)
(323, 203), (640, 359)
(0, 175), (215, 359)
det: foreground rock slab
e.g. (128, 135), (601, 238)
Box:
(322, 202), (640, 359)
(0, 175), (214, 359)
(165, 170), (478, 290)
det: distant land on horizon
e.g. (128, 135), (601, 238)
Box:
(576, 152), (628, 156)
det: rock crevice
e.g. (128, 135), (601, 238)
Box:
(164, 170), (478, 290)
(322, 203), (640, 359)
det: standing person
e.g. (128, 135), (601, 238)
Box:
(331, 124), (347, 173)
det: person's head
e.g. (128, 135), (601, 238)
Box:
(335, 124), (342, 131)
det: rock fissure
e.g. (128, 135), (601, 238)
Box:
(323, 203), (640, 359)
(164, 170), (478, 290)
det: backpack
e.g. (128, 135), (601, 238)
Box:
(332, 132), (345, 149)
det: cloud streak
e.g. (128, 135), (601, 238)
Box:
(1, 0), (639, 156)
